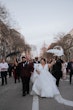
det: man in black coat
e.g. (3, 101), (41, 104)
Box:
(52, 58), (63, 87)
(67, 58), (73, 84)
(34, 57), (40, 64)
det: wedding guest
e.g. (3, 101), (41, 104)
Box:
(62, 60), (67, 80)
(52, 58), (63, 87)
(12, 58), (20, 83)
(67, 58), (73, 84)
(0, 58), (9, 86)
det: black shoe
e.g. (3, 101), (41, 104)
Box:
(27, 91), (29, 94)
(1, 84), (4, 86)
(22, 93), (26, 96)
(5, 82), (7, 85)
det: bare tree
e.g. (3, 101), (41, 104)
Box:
(0, 20), (12, 58)
(54, 33), (73, 60)
(10, 29), (26, 52)
(0, 3), (31, 59)
(0, 3), (10, 26)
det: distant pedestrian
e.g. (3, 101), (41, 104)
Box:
(34, 57), (40, 64)
(0, 58), (9, 86)
(12, 59), (20, 83)
(62, 60), (67, 80)
(67, 58), (73, 84)
(8, 63), (13, 77)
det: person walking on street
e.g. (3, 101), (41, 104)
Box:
(52, 58), (63, 87)
(18, 56), (34, 96)
(0, 58), (9, 86)
(67, 58), (73, 84)
(12, 58), (20, 83)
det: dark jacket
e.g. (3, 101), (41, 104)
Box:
(52, 59), (63, 79)
(27, 62), (34, 77)
(18, 61), (28, 77)
(67, 61), (73, 72)
(18, 61), (34, 77)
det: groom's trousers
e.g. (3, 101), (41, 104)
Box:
(21, 76), (30, 95)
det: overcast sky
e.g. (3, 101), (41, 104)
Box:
(0, 0), (73, 53)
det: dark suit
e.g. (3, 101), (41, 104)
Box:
(18, 61), (34, 96)
(67, 61), (73, 84)
(34, 61), (40, 64)
(52, 59), (63, 87)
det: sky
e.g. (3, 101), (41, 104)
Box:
(0, 0), (73, 54)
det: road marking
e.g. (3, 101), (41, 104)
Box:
(32, 96), (39, 110)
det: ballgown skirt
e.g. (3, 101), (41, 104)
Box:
(31, 70), (73, 107)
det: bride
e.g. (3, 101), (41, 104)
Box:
(31, 58), (73, 107)
(31, 58), (60, 97)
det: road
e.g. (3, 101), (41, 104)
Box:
(0, 76), (73, 110)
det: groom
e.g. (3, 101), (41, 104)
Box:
(18, 56), (34, 96)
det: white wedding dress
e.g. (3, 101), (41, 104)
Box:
(31, 64), (60, 97)
(31, 63), (73, 107)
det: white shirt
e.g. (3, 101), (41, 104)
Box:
(0, 62), (9, 72)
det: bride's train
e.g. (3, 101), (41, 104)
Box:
(54, 94), (73, 107)
(31, 91), (73, 107)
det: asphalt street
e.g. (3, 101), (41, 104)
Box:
(0, 76), (73, 110)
